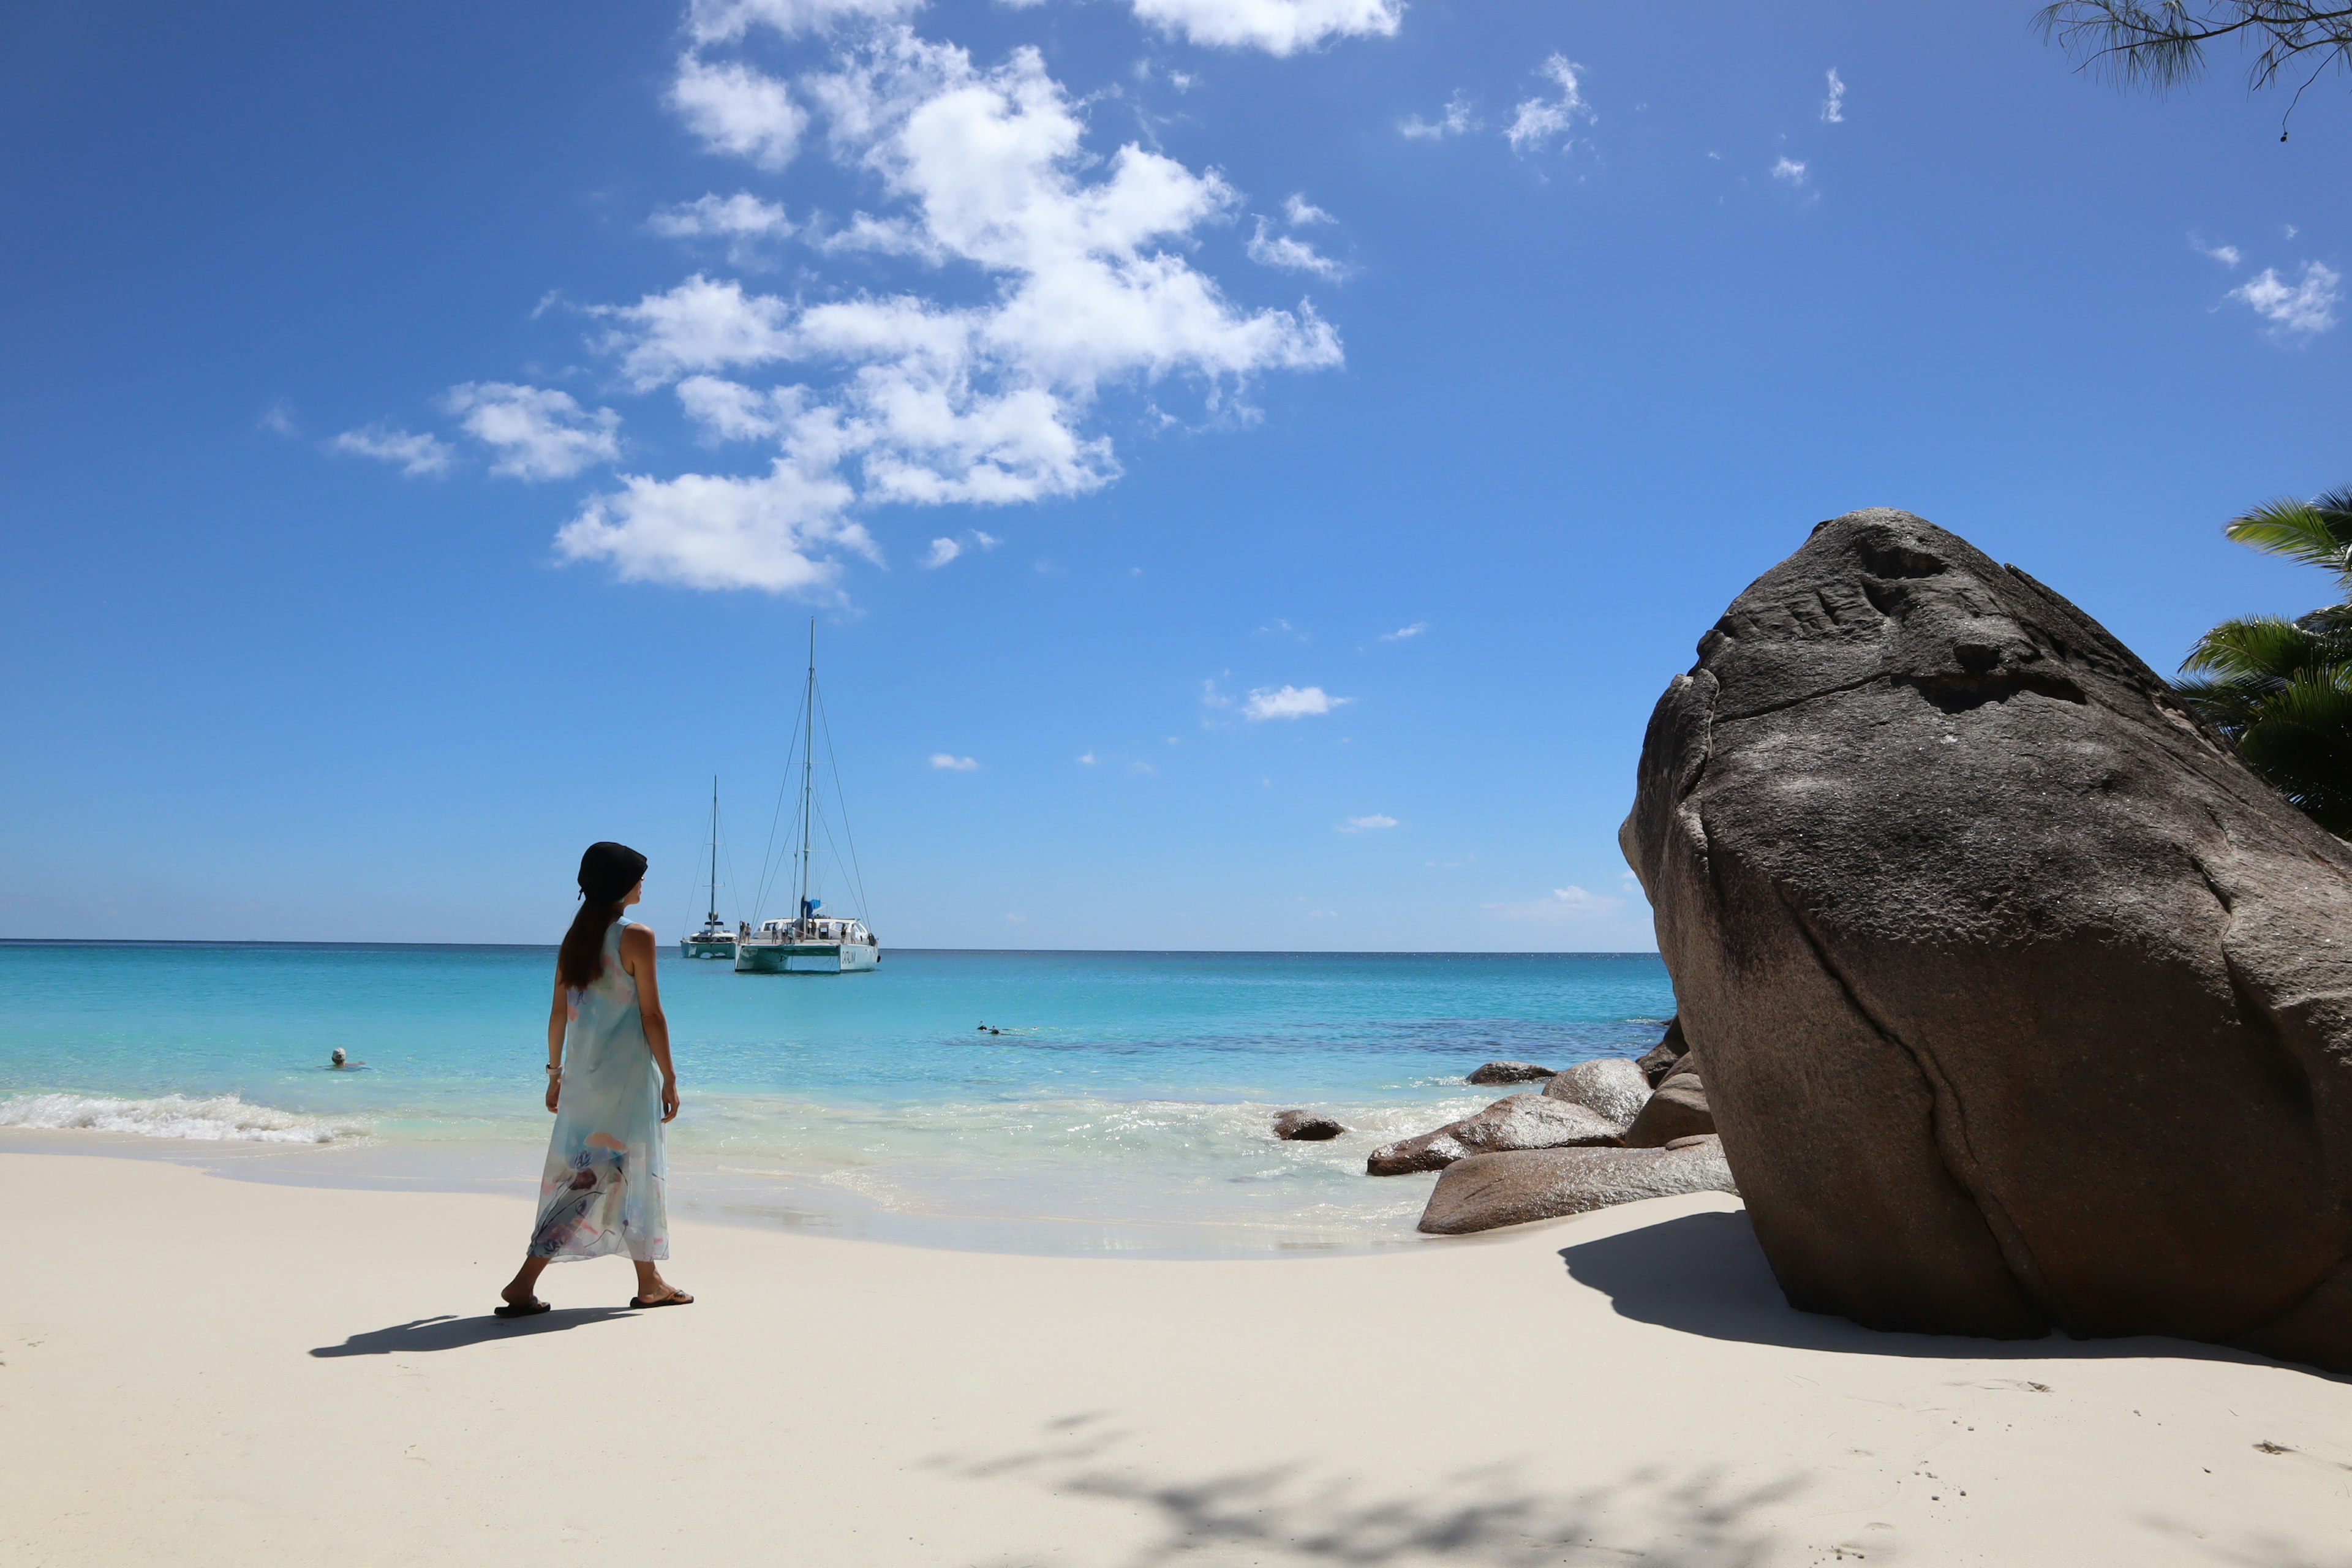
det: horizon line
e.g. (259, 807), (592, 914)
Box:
(0, 937), (1662, 958)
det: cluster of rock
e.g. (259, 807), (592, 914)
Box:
(1362, 1029), (1739, 1234)
(1623, 508), (2352, 1373)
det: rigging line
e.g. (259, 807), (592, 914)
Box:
(815, 810), (850, 914)
(718, 797), (745, 929)
(812, 678), (875, 927)
(753, 677), (810, 921)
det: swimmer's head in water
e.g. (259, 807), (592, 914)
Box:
(331, 1048), (347, 1066)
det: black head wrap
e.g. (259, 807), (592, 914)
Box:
(578, 841), (648, 905)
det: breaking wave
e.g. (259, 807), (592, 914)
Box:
(0, 1092), (363, 1144)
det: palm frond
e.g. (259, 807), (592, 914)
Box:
(2225, 493), (2352, 584)
(2180, 613), (2326, 680)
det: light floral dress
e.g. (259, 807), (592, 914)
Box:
(527, 918), (668, 1261)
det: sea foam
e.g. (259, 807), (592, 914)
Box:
(0, 1092), (361, 1144)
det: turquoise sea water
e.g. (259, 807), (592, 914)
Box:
(0, 941), (1673, 1254)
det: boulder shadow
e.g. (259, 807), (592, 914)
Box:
(309, 1306), (638, 1357)
(1560, 1210), (2347, 1376)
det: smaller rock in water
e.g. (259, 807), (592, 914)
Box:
(1467, 1060), (1556, 1085)
(1542, 1058), (1649, 1126)
(1367, 1095), (1621, 1175)
(1272, 1109), (1346, 1141)
(1633, 1017), (1690, 1088)
(1621, 1058), (1713, 1147)
(1418, 1140), (1738, 1234)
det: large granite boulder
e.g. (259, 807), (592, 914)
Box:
(1542, 1057), (1650, 1125)
(1467, 1060), (1556, 1085)
(1621, 1058), (1713, 1147)
(1621, 508), (2352, 1369)
(1366, 1095), (1621, 1175)
(1418, 1139), (1738, 1234)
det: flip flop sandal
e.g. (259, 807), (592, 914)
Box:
(627, 1291), (695, 1308)
(493, 1298), (553, 1319)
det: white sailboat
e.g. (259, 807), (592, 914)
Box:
(736, 625), (881, 975)
(679, 778), (736, 960)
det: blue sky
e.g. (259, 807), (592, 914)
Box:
(2, 0), (2346, 949)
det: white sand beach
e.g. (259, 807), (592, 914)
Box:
(4, 1148), (2346, 1567)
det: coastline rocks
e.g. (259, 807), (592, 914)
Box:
(1634, 1018), (1691, 1088)
(1272, 1110), (1346, 1141)
(1417, 1139), (1738, 1235)
(1621, 508), (2352, 1368)
(1366, 1095), (1621, 1176)
(1467, 1060), (1557, 1085)
(1541, 1057), (1650, 1125)
(1621, 1058), (1714, 1148)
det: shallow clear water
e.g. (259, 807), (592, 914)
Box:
(0, 941), (1672, 1254)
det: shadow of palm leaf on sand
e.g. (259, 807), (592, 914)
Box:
(929, 1417), (1804, 1567)
(1561, 1208), (2351, 1379)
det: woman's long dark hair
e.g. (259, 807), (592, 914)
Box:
(558, 842), (647, 992)
(557, 895), (625, 992)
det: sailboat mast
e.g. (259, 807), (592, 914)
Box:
(707, 775), (720, 925)
(797, 620), (816, 924)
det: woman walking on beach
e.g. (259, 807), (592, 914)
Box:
(497, 842), (691, 1317)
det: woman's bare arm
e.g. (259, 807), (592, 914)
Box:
(620, 925), (680, 1123)
(545, 976), (567, 1114)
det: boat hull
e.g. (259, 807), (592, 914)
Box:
(680, 938), (737, 960)
(733, 941), (880, 974)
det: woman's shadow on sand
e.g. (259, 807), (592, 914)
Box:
(310, 1306), (638, 1357)
(1562, 1208), (2348, 1378)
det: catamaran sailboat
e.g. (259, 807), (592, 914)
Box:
(735, 625), (881, 975)
(679, 778), (736, 960)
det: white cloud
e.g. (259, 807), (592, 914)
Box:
(1486, 885), (1624, 921)
(598, 276), (796, 391)
(1243, 684), (1346, 720)
(1129, 758), (1156, 774)
(1820, 68), (1845, 124)
(258, 401), (298, 437)
(2192, 235), (2242, 268)
(807, 210), (948, 261)
(555, 462), (871, 592)
(2231, 261), (2340, 337)
(1400, 91), (1476, 140)
(1077, 751), (1097, 764)
(333, 424), (452, 477)
(1283, 193), (1332, 226)
(650, 193), (796, 263)
(929, 752), (979, 769)
(1771, 156), (1807, 185)
(671, 55), (809, 169)
(443, 383), (622, 481)
(1126, 0), (1401, 55)
(573, 31), (1341, 593)
(1336, 813), (1397, 832)
(1378, 621), (1425, 641)
(687, 0), (922, 43)
(919, 528), (998, 567)
(1506, 55), (1594, 154)
(1247, 219), (1346, 279)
